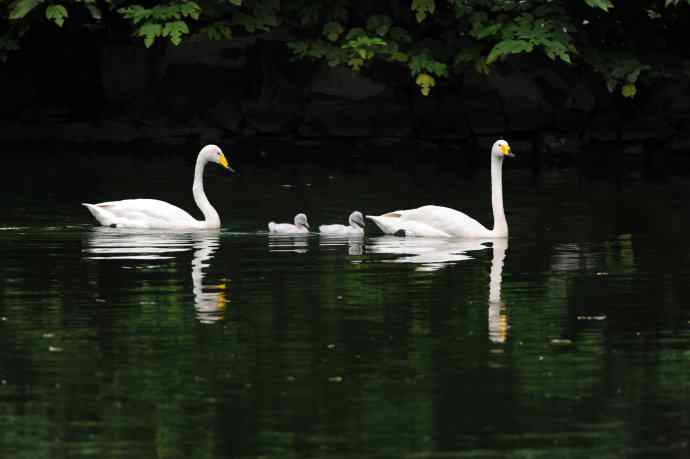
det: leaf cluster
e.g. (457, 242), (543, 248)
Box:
(3, 0), (690, 97)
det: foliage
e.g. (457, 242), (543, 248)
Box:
(2, 0), (690, 96)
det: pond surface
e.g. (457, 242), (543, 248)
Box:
(1, 150), (689, 458)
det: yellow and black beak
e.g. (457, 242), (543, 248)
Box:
(218, 152), (235, 173)
(501, 144), (515, 158)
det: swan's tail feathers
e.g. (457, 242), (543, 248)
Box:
(82, 203), (116, 227)
(267, 222), (276, 232)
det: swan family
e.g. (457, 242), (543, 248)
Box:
(83, 140), (514, 238)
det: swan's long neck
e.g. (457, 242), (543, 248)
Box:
(490, 154), (508, 237)
(193, 156), (220, 228)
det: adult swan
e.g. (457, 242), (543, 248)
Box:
(83, 144), (234, 229)
(367, 139), (514, 238)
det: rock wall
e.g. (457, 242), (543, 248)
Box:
(2, 33), (690, 168)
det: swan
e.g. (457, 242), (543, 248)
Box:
(319, 211), (365, 236)
(268, 213), (310, 234)
(367, 139), (514, 238)
(82, 145), (233, 229)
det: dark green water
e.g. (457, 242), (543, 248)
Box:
(1, 151), (689, 458)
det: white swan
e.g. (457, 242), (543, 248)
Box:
(82, 145), (232, 229)
(367, 140), (514, 238)
(319, 211), (365, 236)
(268, 213), (310, 234)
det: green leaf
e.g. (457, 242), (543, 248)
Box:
(366, 15), (392, 37)
(415, 73), (435, 96)
(287, 41), (309, 57)
(348, 57), (364, 71)
(205, 23), (232, 40)
(162, 21), (189, 46)
(621, 83), (636, 98)
(486, 39), (534, 64)
(45, 4), (68, 27)
(138, 22), (162, 48)
(323, 22), (344, 42)
(9, 0), (43, 20)
(178, 2), (200, 20)
(86, 4), (102, 20)
(345, 27), (366, 40)
(118, 5), (149, 25)
(229, 0), (242, 5)
(411, 0), (435, 23)
(606, 78), (617, 92)
(391, 51), (408, 62)
(584, 0), (614, 12)
(389, 27), (412, 43)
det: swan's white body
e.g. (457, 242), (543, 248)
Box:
(83, 145), (232, 230)
(268, 213), (310, 234)
(367, 140), (513, 238)
(319, 211), (365, 236)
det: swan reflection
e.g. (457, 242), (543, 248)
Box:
(488, 238), (508, 344)
(267, 234), (310, 254)
(366, 236), (491, 271)
(319, 235), (364, 256)
(84, 227), (227, 323)
(365, 236), (509, 342)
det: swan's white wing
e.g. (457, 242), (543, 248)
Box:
(83, 199), (199, 229)
(368, 205), (490, 238)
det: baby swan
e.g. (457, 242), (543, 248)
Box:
(319, 211), (365, 236)
(268, 213), (310, 234)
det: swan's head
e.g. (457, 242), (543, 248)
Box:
(349, 211), (365, 228)
(294, 213), (310, 229)
(492, 140), (514, 159)
(201, 144), (234, 172)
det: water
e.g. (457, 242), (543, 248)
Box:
(1, 150), (690, 458)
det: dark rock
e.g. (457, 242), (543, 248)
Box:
(564, 79), (597, 112)
(101, 45), (160, 104)
(586, 113), (622, 142)
(489, 73), (552, 132)
(462, 94), (504, 135)
(622, 116), (674, 141)
(301, 96), (412, 137)
(665, 135), (690, 153)
(206, 99), (244, 133)
(310, 66), (386, 100)
(413, 94), (472, 139)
